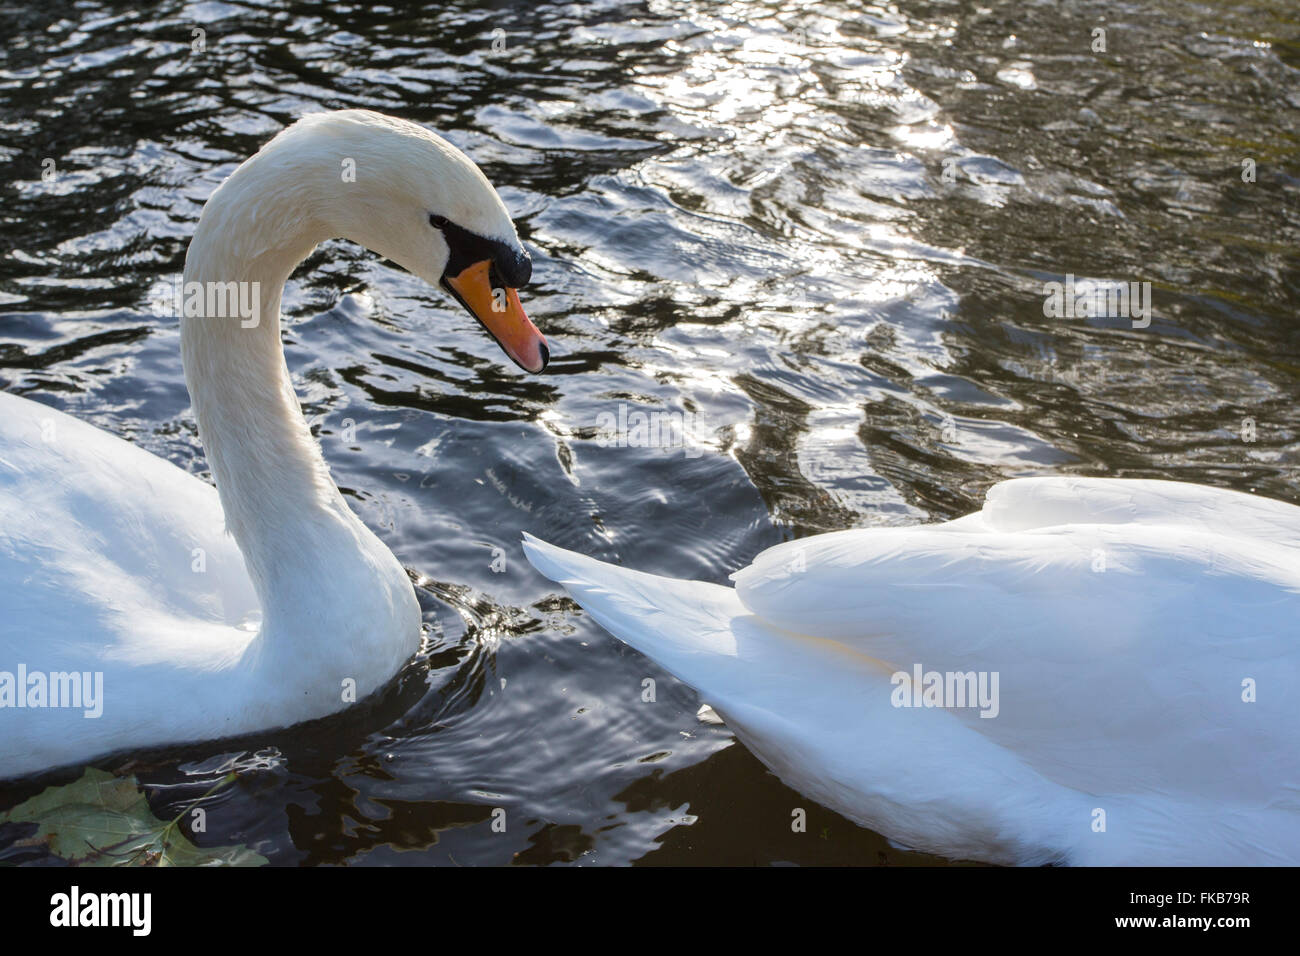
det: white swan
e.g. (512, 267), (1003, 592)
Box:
(524, 477), (1300, 865)
(0, 110), (548, 779)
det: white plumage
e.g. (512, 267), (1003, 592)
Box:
(0, 110), (533, 778)
(524, 477), (1300, 865)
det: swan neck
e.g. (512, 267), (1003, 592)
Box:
(179, 170), (372, 629)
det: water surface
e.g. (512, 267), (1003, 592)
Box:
(1, 0), (1297, 865)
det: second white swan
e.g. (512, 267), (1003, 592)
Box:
(524, 477), (1300, 865)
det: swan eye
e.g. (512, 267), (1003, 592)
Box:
(429, 214), (449, 229)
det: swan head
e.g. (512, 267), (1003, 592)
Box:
(273, 110), (548, 373)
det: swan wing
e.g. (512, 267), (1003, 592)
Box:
(0, 391), (259, 662)
(731, 477), (1300, 801)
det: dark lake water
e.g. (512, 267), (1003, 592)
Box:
(1, 0), (1297, 865)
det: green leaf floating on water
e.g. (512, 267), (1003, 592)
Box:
(0, 768), (267, 866)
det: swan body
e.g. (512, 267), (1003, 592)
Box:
(524, 477), (1300, 865)
(0, 110), (547, 779)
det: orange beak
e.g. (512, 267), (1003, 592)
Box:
(442, 260), (548, 373)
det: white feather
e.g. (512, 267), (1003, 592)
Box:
(0, 110), (527, 778)
(523, 477), (1300, 865)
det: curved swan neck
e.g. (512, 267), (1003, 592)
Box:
(179, 145), (410, 657)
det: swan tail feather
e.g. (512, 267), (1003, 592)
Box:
(521, 533), (746, 679)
